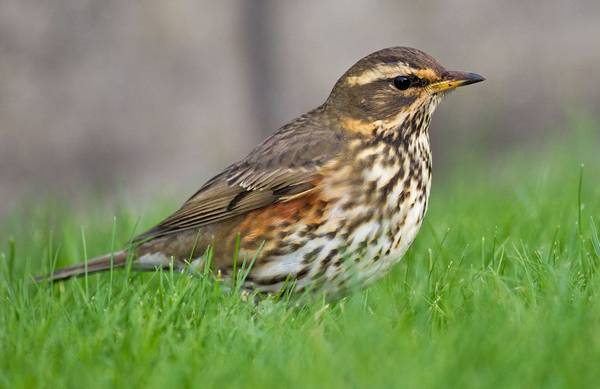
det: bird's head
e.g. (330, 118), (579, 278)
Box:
(326, 47), (484, 135)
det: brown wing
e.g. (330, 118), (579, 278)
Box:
(134, 107), (345, 242)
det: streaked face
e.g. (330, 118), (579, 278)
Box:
(329, 47), (484, 130)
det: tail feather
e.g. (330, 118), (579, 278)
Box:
(35, 251), (129, 283)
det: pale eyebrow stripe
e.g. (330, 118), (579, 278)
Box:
(345, 63), (411, 86)
(346, 64), (439, 87)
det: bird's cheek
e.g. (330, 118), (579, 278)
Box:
(371, 95), (417, 122)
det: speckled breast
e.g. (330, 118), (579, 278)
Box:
(246, 130), (432, 296)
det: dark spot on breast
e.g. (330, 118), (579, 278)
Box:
(303, 247), (322, 264)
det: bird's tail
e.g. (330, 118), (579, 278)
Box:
(35, 250), (129, 283)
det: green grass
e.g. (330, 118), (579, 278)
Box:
(2, 119), (600, 388)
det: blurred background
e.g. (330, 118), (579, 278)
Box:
(1, 0), (599, 217)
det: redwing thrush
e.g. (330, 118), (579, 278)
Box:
(38, 47), (484, 297)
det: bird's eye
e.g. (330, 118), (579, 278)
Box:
(393, 76), (411, 90)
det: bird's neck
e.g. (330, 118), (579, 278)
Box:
(342, 99), (435, 206)
(333, 94), (440, 145)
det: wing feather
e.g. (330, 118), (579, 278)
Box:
(134, 107), (344, 242)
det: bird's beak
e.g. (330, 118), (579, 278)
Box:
(429, 71), (485, 92)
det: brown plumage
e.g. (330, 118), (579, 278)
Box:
(37, 47), (484, 298)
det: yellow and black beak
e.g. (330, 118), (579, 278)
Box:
(429, 71), (485, 92)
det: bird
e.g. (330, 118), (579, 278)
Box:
(36, 47), (484, 298)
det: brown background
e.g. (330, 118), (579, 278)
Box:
(1, 0), (599, 216)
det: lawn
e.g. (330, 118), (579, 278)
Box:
(1, 118), (600, 388)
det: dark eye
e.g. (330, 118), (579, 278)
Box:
(393, 76), (411, 90)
